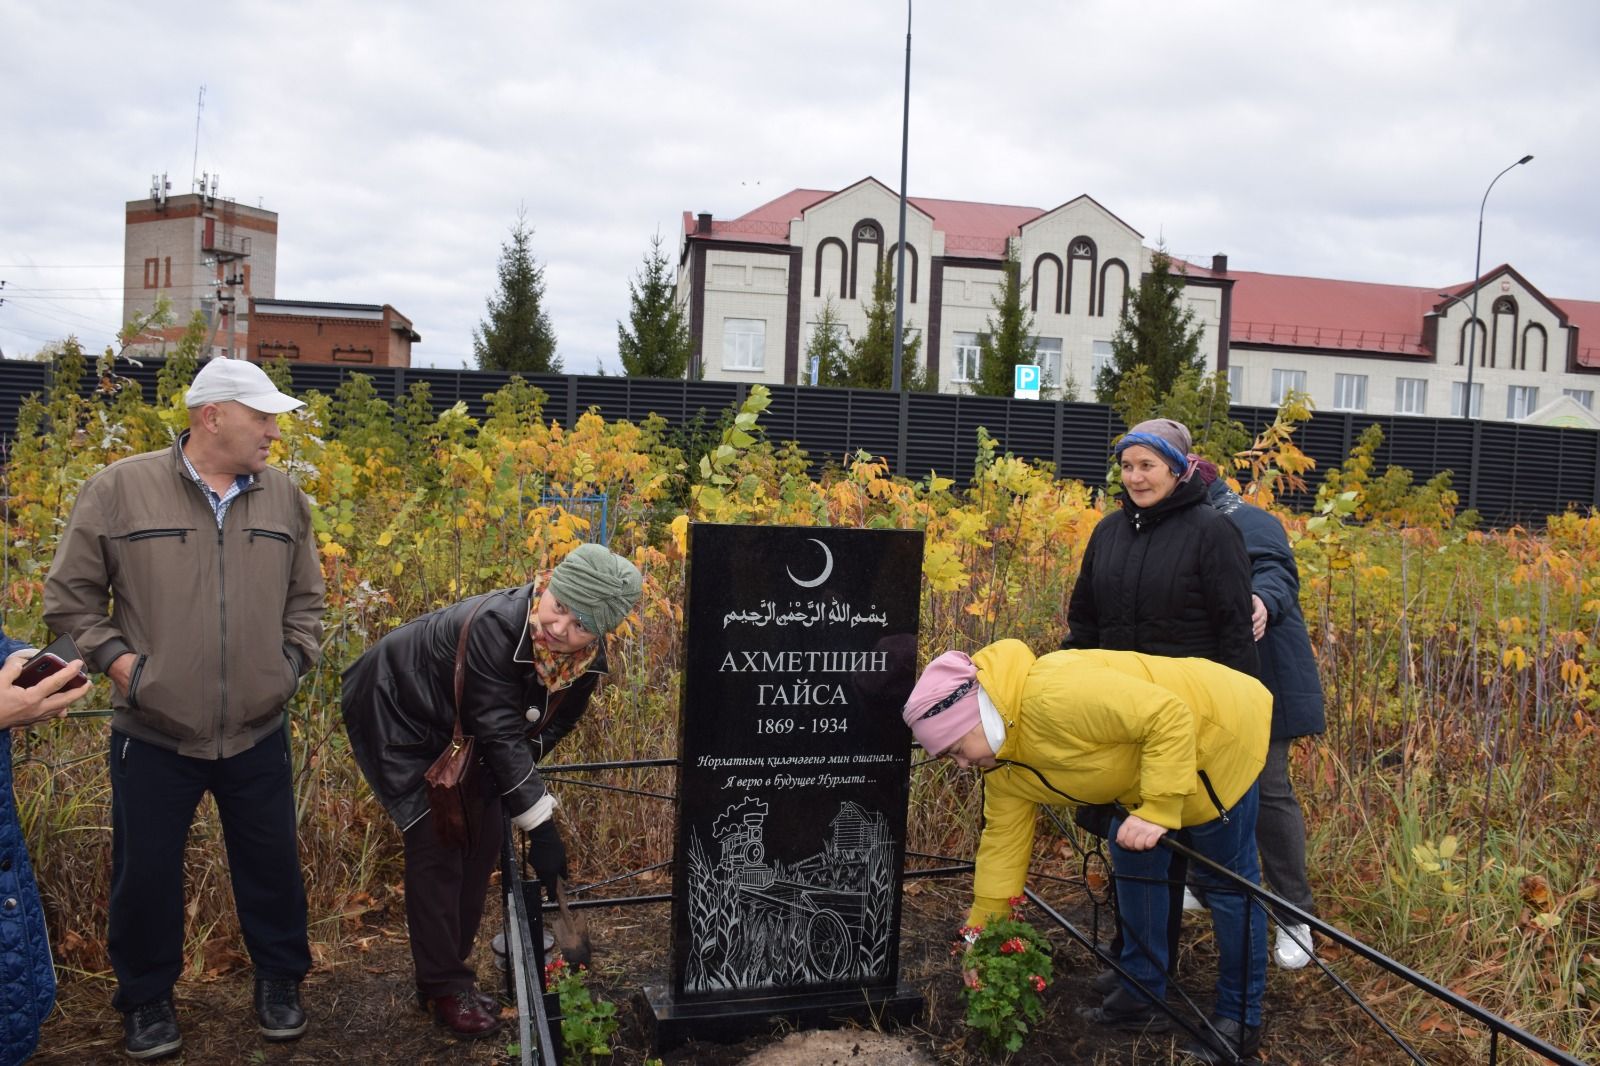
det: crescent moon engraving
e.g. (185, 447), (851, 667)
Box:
(786, 538), (834, 589)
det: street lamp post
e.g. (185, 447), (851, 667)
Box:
(891, 1), (912, 394)
(1461, 154), (1533, 418)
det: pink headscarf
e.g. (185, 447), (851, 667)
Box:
(902, 650), (982, 755)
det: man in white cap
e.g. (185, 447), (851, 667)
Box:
(45, 358), (324, 1060)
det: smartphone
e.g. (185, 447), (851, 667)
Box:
(14, 632), (91, 692)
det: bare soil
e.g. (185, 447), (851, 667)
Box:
(33, 876), (1393, 1066)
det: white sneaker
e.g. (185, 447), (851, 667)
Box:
(1274, 923), (1313, 969)
(1181, 887), (1205, 912)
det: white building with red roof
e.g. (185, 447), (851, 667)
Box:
(678, 180), (1599, 424)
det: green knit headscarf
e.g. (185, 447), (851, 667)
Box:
(546, 544), (643, 636)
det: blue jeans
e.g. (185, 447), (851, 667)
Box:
(1110, 782), (1267, 1026)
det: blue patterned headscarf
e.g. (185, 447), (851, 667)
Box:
(1113, 418), (1192, 476)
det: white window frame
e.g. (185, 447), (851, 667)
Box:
(1090, 340), (1113, 387)
(1394, 377), (1428, 415)
(952, 331), (981, 384)
(1562, 388), (1594, 411)
(722, 318), (766, 372)
(1451, 381), (1483, 418)
(1506, 385), (1539, 420)
(1033, 336), (1063, 388)
(1227, 365), (1246, 404)
(1270, 368), (1307, 406)
(1332, 372), (1368, 412)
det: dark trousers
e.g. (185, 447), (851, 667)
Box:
(1257, 736), (1316, 915)
(403, 786), (503, 998)
(108, 729), (310, 1011)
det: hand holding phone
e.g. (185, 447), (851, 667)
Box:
(1, 633), (92, 730)
(13, 633), (90, 692)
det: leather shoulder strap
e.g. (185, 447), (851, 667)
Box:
(450, 597), (492, 739)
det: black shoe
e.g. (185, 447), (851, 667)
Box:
(1076, 985), (1172, 1033)
(1180, 1014), (1262, 1063)
(255, 978), (308, 1041)
(1089, 967), (1119, 996)
(123, 998), (182, 1060)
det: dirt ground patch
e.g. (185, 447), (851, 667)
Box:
(33, 876), (1393, 1065)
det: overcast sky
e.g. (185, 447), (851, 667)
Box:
(3, 0), (1596, 370)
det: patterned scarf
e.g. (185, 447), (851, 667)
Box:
(528, 572), (599, 692)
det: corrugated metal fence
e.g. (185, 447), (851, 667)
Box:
(3, 358), (1596, 526)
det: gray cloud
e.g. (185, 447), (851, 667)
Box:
(2, 0), (1594, 365)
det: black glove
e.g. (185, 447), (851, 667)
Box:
(524, 819), (568, 889)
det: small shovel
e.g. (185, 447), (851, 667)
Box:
(549, 876), (592, 969)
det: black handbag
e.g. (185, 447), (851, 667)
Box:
(422, 599), (488, 849)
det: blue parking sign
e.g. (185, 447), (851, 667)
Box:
(1013, 363), (1041, 399)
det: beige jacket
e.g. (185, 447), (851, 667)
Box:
(44, 439), (324, 759)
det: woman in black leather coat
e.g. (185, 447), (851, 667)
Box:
(342, 544), (641, 1037)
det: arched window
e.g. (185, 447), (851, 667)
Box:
(1031, 253), (1063, 314)
(1065, 236), (1097, 315)
(1098, 259), (1130, 317)
(814, 237), (848, 299)
(849, 219), (884, 299)
(1491, 295), (1518, 370)
(1457, 318), (1488, 366)
(1523, 322), (1549, 373)
(885, 242), (920, 303)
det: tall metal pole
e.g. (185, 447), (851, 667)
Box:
(891, 2), (912, 392)
(1461, 154), (1532, 418)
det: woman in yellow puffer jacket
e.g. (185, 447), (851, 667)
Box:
(904, 638), (1271, 1064)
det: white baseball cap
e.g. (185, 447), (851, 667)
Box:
(185, 358), (304, 413)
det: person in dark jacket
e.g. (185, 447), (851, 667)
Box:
(1061, 418), (1260, 1023)
(1, 627), (93, 1066)
(341, 544), (642, 1038)
(1199, 463), (1326, 970)
(1064, 420), (1258, 677)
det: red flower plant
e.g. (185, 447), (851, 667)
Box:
(957, 912), (1056, 1055)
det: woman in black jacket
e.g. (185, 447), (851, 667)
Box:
(1062, 419), (1259, 1036)
(342, 544), (642, 1037)
(1064, 421), (1258, 677)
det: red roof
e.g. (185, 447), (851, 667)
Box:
(907, 196), (1042, 257)
(1228, 268), (1600, 367)
(685, 184), (1043, 257)
(1561, 297), (1600, 368)
(1226, 271), (1439, 356)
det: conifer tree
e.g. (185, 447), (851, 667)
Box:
(839, 264), (927, 391)
(1161, 367), (1249, 466)
(617, 232), (691, 377)
(473, 208), (559, 373)
(973, 248), (1037, 396)
(1096, 247), (1204, 401)
(806, 297), (851, 386)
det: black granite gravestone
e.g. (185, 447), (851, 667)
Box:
(645, 523), (924, 1044)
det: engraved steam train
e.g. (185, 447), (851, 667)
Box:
(711, 799), (889, 981)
